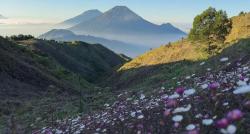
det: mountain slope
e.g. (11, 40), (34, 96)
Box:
(22, 39), (126, 82)
(39, 29), (149, 57)
(226, 12), (250, 42)
(57, 9), (102, 28)
(0, 37), (127, 133)
(34, 37), (250, 134)
(69, 6), (186, 46)
(0, 14), (7, 19)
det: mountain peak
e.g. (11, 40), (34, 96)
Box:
(104, 6), (142, 21)
(58, 9), (102, 27)
(112, 6), (130, 10)
(80, 9), (102, 15)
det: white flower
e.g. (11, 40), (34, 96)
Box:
(227, 125), (237, 134)
(243, 67), (249, 70)
(130, 112), (136, 117)
(172, 115), (183, 122)
(237, 80), (247, 86)
(200, 62), (205, 66)
(186, 76), (191, 79)
(173, 104), (191, 113)
(220, 124), (237, 134)
(202, 119), (213, 126)
(161, 94), (168, 100)
(195, 113), (203, 119)
(207, 68), (211, 71)
(233, 85), (250, 94)
(169, 93), (180, 99)
(55, 129), (63, 134)
(201, 84), (208, 89)
(223, 102), (229, 106)
(140, 94), (145, 100)
(220, 57), (229, 62)
(137, 115), (144, 119)
(184, 89), (196, 96)
(186, 124), (195, 130)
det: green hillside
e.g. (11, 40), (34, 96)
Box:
(0, 37), (126, 133)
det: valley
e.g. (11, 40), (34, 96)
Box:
(1, 2), (250, 134)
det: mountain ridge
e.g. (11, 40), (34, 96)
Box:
(39, 29), (150, 57)
(57, 9), (102, 28)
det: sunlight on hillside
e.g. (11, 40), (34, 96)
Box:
(120, 40), (209, 70)
(226, 13), (250, 42)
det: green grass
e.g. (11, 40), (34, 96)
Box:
(112, 38), (250, 94)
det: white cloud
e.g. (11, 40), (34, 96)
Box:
(0, 18), (57, 25)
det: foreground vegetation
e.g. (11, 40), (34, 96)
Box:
(0, 37), (126, 133)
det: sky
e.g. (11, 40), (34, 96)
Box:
(0, 0), (250, 36)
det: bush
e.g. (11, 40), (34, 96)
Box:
(9, 34), (34, 41)
(189, 7), (232, 42)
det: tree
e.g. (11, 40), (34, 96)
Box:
(189, 7), (231, 42)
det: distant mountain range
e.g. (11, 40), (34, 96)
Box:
(69, 6), (186, 46)
(41, 6), (186, 57)
(39, 29), (150, 57)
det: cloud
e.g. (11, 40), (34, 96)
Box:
(0, 18), (56, 25)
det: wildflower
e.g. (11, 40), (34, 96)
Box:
(187, 129), (199, 134)
(202, 119), (213, 126)
(233, 85), (250, 94)
(169, 93), (180, 99)
(174, 122), (180, 128)
(186, 124), (195, 130)
(165, 99), (178, 107)
(140, 94), (145, 100)
(130, 112), (136, 117)
(244, 100), (250, 109)
(208, 82), (220, 90)
(216, 118), (229, 128)
(200, 62), (205, 66)
(227, 109), (243, 121)
(201, 84), (208, 89)
(220, 124), (237, 134)
(220, 57), (229, 62)
(184, 89), (196, 96)
(172, 104), (192, 113)
(137, 114), (144, 119)
(172, 115), (183, 122)
(163, 109), (171, 117)
(176, 87), (185, 95)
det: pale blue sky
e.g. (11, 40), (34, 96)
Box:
(1, 0), (250, 24)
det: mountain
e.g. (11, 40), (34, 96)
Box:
(69, 6), (186, 46)
(57, 9), (102, 28)
(0, 14), (7, 19)
(0, 36), (127, 133)
(39, 29), (150, 57)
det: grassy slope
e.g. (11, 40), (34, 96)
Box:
(226, 12), (250, 42)
(0, 37), (126, 133)
(110, 13), (250, 93)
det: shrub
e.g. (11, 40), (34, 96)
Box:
(189, 7), (232, 42)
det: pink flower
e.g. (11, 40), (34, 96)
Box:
(163, 109), (171, 117)
(216, 118), (229, 128)
(227, 109), (243, 121)
(165, 99), (178, 107)
(208, 82), (220, 90)
(174, 122), (180, 128)
(187, 129), (199, 134)
(176, 87), (185, 95)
